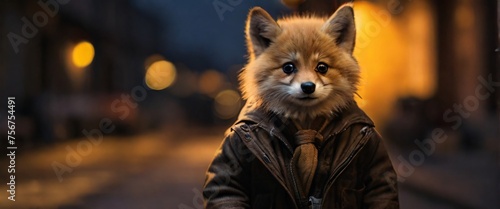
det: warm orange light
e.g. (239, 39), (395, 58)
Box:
(214, 89), (241, 119)
(352, 1), (436, 127)
(71, 41), (94, 68)
(198, 70), (224, 96)
(145, 60), (177, 90)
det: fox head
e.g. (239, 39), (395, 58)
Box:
(239, 4), (360, 119)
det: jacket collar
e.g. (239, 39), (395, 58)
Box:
(235, 100), (375, 151)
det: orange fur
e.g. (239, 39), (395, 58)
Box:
(240, 4), (359, 119)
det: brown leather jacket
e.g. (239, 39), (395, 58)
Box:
(203, 102), (399, 209)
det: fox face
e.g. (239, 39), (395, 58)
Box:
(240, 4), (360, 119)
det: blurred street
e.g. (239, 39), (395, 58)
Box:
(0, 127), (225, 209)
(396, 147), (499, 209)
(0, 126), (497, 209)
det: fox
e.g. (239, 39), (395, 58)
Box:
(204, 4), (399, 209)
(239, 4), (360, 120)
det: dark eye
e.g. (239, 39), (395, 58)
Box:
(282, 63), (295, 74)
(316, 62), (329, 74)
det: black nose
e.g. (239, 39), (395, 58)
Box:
(301, 82), (316, 94)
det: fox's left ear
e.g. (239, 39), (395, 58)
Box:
(322, 4), (356, 54)
(246, 7), (281, 59)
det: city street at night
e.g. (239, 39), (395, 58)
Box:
(0, 0), (497, 208)
(0, 126), (497, 209)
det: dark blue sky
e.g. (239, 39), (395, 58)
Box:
(132, 0), (291, 72)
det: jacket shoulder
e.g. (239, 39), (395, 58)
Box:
(226, 120), (259, 140)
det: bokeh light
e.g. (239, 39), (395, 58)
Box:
(198, 70), (224, 96)
(71, 41), (95, 68)
(214, 89), (242, 119)
(145, 59), (177, 90)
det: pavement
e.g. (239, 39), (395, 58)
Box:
(0, 127), (223, 209)
(0, 127), (497, 209)
(397, 151), (499, 209)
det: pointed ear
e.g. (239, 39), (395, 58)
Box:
(245, 7), (281, 58)
(321, 4), (356, 54)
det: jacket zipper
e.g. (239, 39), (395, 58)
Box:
(254, 149), (299, 209)
(321, 126), (373, 202)
(309, 196), (322, 209)
(289, 161), (304, 208)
